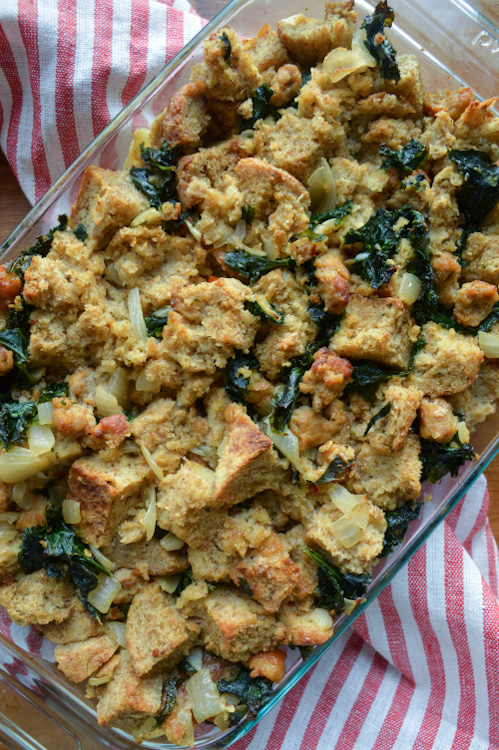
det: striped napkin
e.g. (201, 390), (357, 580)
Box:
(1, 2), (499, 749)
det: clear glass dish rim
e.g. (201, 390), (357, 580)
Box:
(0, 0), (498, 748)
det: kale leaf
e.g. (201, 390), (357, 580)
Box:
(480, 303), (499, 332)
(380, 140), (428, 175)
(344, 360), (398, 400)
(420, 437), (475, 484)
(361, 1), (400, 81)
(225, 352), (259, 405)
(240, 84), (280, 130)
(303, 546), (371, 613)
(130, 142), (179, 209)
(144, 308), (170, 338)
(0, 326), (36, 385)
(38, 382), (69, 403)
(220, 32), (232, 67)
(173, 569), (193, 597)
(9, 214), (68, 279)
(141, 141), (178, 171)
(316, 456), (354, 485)
(0, 399), (38, 450)
(293, 200), (353, 242)
(217, 668), (273, 718)
(245, 299), (284, 325)
(163, 209), (190, 235)
(364, 402), (392, 436)
(381, 502), (422, 556)
(449, 149), (499, 229)
(73, 224), (88, 241)
(155, 678), (181, 726)
(224, 249), (295, 284)
(242, 204), (256, 224)
(19, 509), (109, 618)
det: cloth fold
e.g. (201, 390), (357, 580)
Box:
(0, 2), (498, 748)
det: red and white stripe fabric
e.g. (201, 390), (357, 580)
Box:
(1, 2), (499, 748)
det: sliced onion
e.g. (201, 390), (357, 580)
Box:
(344, 598), (359, 615)
(261, 417), (302, 472)
(89, 544), (113, 573)
(139, 442), (164, 480)
(0, 447), (53, 483)
(398, 272), (422, 305)
(307, 157), (336, 214)
(478, 330), (499, 358)
(0, 521), (17, 542)
(107, 621), (127, 648)
(12, 481), (28, 508)
(186, 647), (203, 672)
(62, 498), (81, 525)
(234, 219), (246, 241)
(237, 244), (266, 256)
(87, 574), (122, 614)
(310, 607), (333, 630)
(135, 369), (161, 393)
(330, 516), (363, 548)
(27, 425), (55, 456)
(107, 368), (129, 408)
(127, 288), (148, 344)
(262, 236), (278, 260)
(186, 667), (224, 722)
(457, 421), (470, 444)
(185, 220), (202, 241)
(132, 718), (165, 742)
(323, 28), (376, 83)
(142, 485), (157, 541)
(159, 532), (185, 551)
(95, 385), (123, 418)
(106, 263), (123, 286)
(0, 512), (19, 524)
(348, 502), (370, 531)
(130, 207), (162, 227)
(88, 675), (113, 687)
(155, 573), (182, 594)
(37, 402), (54, 426)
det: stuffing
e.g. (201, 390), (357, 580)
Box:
(151, 82), (210, 149)
(290, 405), (342, 451)
(453, 281), (499, 328)
(462, 233), (499, 286)
(40, 602), (105, 644)
(450, 363), (499, 431)
(299, 347), (353, 411)
(314, 251), (351, 314)
(360, 383), (424, 452)
(0, 571), (75, 627)
(418, 397), (459, 444)
(242, 24), (290, 75)
(104, 537), (188, 577)
(55, 633), (119, 683)
(278, 600), (334, 646)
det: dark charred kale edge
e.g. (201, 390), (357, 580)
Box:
(346, 206), (428, 290)
(130, 142), (179, 209)
(303, 546), (371, 614)
(380, 140), (428, 175)
(144, 309), (170, 338)
(225, 352), (259, 406)
(154, 678), (182, 726)
(18, 508), (109, 619)
(245, 299), (284, 325)
(381, 503), (422, 557)
(345, 339), (425, 400)
(73, 224), (88, 241)
(220, 32), (232, 67)
(240, 84), (281, 131)
(217, 668), (273, 719)
(242, 204), (256, 225)
(9, 214), (68, 280)
(363, 402), (392, 436)
(163, 209), (191, 235)
(420, 437), (476, 484)
(293, 200), (353, 242)
(0, 382), (68, 450)
(224, 250), (295, 285)
(361, 1), (400, 81)
(315, 456), (354, 485)
(449, 149), (499, 258)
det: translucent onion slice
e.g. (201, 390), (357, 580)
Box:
(127, 288), (148, 344)
(330, 491), (359, 516)
(457, 421), (470, 444)
(107, 621), (127, 648)
(185, 220), (202, 241)
(107, 368), (129, 408)
(62, 499), (81, 525)
(348, 502), (370, 531)
(88, 675), (113, 687)
(307, 157), (336, 214)
(155, 573), (182, 594)
(0, 521), (18, 542)
(135, 369), (161, 393)
(186, 647), (204, 672)
(159, 532), (185, 551)
(37, 402), (54, 426)
(95, 385), (123, 418)
(344, 598), (359, 615)
(89, 544), (113, 573)
(310, 607), (333, 630)
(132, 718), (165, 742)
(186, 667), (225, 722)
(87, 574), (122, 614)
(330, 516), (363, 548)
(0, 512), (19, 524)
(139, 443), (164, 480)
(398, 272), (422, 305)
(131, 207), (162, 227)
(262, 236), (278, 260)
(27, 425), (55, 456)
(142, 486), (157, 541)
(12, 481), (30, 509)
(478, 330), (499, 358)
(106, 263), (123, 286)
(323, 28), (376, 83)
(0, 447), (53, 483)
(261, 417), (302, 473)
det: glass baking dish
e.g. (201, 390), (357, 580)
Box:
(0, 0), (498, 748)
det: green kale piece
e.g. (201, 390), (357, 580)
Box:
(163, 210), (190, 234)
(303, 546), (371, 613)
(381, 502), (422, 556)
(363, 402), (392, 436)
(217, 668), (273, 719)
(480, 303), (499, 332)
(420, 437), (475, 484)
(240, 84), (280, 130)
(315, 456), (354, 485)
(0, 398), (38, 450)
(225, 352), (259, 405)
(155, 678), (181, 726)
(380, 140), (428, 175)
(19, 509), (109, 618)
(241, 204), (256, 224)
(38, 382), (69, 403)
(144, 308), (170, 338)
(245, 299), (284, 325)
(9, 214), (68, 279)
(308, 305), (344, 347)
(0, 326), (37, 385)
(130, 142), (179, 209)
(141, 141), (178, 171)
(73, 224), (88, 241)
(449, 149), (499, 228)
(220, 32), (232, 67)
(361, 1), (400, 81)
(224, 249), (295, 284)
(344, 360), (398, 400)
(309, 199), (354, 228)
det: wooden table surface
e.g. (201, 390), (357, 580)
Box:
(0, 0), (498, 747)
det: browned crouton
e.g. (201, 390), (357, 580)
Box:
(278, 600), (334, 646)
(283, 524), (318, 601)
(300, 348), (353, 411)
(55, 633), (119, 683)
(104, 538), (188, 578)
(70, 166), (149, 250)
(331, 295), (420, 370)
(91, 414), (131, 449)
(97, 650), (163, 731)
(315, 252), (350, 314)
(67, 454), (152, 547)
(15, 495), (49, 531)
(0, 522), (20, 577)
(453, 280), (499, 327)
(277, 2), (356, 67)
(450, 363), (499, 430)
(364, 383), (424, 453)
(408, 322), (483, 397)
(269, 65), (303, 106)
(40, 601), (105, 644)
(290, 406), (341, 451)
(230, 533), (300, 613)
(431, 251), (461, 308)
(126, 583), (195, 675)
(52, 399), (96, 439)
(214, 404), (286, 506)
(462, 233), (499, 286)
(424, 87), (476, 120)
(243, 24), (290, 75)
(419, 397), (459, 444)
(0, 347), (13, 376)
(0, 571), (74, 627)
(152, 82), (210, 149)
(156, 460), (216, 545)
